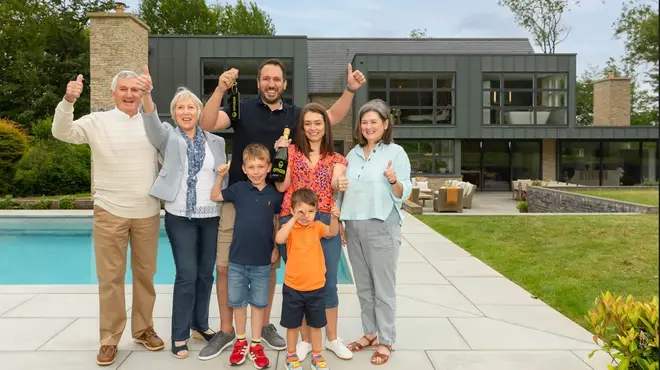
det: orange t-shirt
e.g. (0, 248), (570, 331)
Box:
(284, 220), (327, 292)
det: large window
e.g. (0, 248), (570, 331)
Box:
(483, 73), (567, 125)
(201, 58), (294, 106)
(398, 140), (454, 174)
(559, 141), (657, 186)
(368, 73), (455, 125)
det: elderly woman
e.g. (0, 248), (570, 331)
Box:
(137, 69), (227, 359)
(274, 102), (352, 366)
(340, 99), (412, 366)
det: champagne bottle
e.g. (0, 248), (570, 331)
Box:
(270, 128), (290, 183)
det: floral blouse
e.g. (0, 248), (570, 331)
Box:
(280, 144), (348, 217)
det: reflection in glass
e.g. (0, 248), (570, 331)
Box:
(436, 91), (453, 106)
(603, 142), (641, 185)
(461, 140), (481, 189)
(483, 108), (501, 125)
(482, 141), (510, 191)
(398, 108), (434, 124)
(503, 91), (533, 106)
(503, 108), (533, 125)
(390, 75), (433, 89)
(435, 158), (453, 174)
(536, 109), (567, 125)
(537, 91), (567, 107)
(511, 141), (541, 180)
(642, 142), (658, 183)
(390, 91), (433, 106)
(559, 141), (601, 185)
(410, 157), (433, 174)
(502, 73), (534, 89)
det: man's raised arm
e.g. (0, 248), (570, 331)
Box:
(199, 68), (239, 132)
(326, 63), (366, 126)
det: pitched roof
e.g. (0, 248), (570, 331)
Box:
(306, 38), (535, 94)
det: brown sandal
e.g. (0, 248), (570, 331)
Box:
(371, 344), (392, 365)
(347, 335), (377, 352)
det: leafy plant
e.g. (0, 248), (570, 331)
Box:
(25, 199), (52, 209)
(516, 200), (528, 213)
(0, 195), (20, 209)
(532, 180), (544, 186)
(0, 119), (29, 195)
(586, 292), (659, 370)
(58, 195), (75, 209)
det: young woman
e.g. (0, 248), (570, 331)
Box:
(275, 102), (353, 363)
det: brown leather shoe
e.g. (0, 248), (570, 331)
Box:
(96, 345), (117, 366)
(134, 327), (165, 351)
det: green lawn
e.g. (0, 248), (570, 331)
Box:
(14, 193), (91, 200)
(570, 189), (659, 206)
(416, 214), (660, 328)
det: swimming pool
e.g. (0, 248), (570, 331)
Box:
(0, 216), (353, 285)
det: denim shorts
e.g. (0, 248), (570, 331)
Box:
(228, 263), (272, 309)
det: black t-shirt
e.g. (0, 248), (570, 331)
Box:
(224, 96), (301, 185)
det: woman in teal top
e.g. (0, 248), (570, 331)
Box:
(340, 99), (412, 366)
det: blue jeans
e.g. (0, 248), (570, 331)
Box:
(164, 212), (218, 342)
(278, 211), (341, 308)
(228, 263), (271, 309)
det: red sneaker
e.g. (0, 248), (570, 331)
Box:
(249, 343), (270, 369)
(229, 340), (248, 366)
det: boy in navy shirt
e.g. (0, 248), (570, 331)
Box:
(211, 143), (282, 369)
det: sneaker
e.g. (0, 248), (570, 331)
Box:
(325, 338), (353, 360)
(261, 323), (286, 350)
(249, 343), (270, 369)
(311, 353), (330, 370)
(229, 340), (249, 366)
(284, 353), (302, 369)
(296, 340), (312, 362)
(198, 330), (236, 361)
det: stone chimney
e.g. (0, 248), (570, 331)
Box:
(86, 6), (149, 193)
(592, 72), (631, 126)
(87, 5), (149, 112)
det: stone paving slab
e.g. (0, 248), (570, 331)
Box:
(0, 210), (608, 369)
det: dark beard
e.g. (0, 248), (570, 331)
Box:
(261, 90), (281, 105)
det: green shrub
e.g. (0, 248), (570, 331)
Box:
(12, 139), (91, 197)
(0, 119), (29, 195)
(0, 195), (20, 209)
(31, 116), (54, 141)
(516, 200), (528, 213)
(58, 195), (75, 209)
(587, 292), (659, 370)
(25, 199), (52, 209)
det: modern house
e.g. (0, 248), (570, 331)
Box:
(89, 10), (659, 191)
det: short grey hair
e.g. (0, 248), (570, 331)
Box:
(354, 99), (394, 145)
(170, 87), (203, 125)
(110, 70), (139, 92)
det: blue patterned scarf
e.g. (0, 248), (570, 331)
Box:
(178, 125), (206, 218)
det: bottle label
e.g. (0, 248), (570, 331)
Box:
(228, 84), (240, 120)
(272, 159), (287, 176)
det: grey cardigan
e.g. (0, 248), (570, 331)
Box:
(141, 107), (227, 203)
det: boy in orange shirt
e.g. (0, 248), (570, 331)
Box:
(274, 188), (339, 370)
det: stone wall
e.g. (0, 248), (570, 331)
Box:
(592, 72), (632, 127)
(542, 139), (556, 181)
(88, 12), (150, 112)
(309, 94), (354, 155)
(527, 186), (658, 213)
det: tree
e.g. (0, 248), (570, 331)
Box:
(137, 0), (222, 35)
(216, 0), (275, 35)
(497, 0), (578, 53)
(137, 0), (275, 36)
(409, 28), (429, 39)
(613, 0), (659, 95)
(0, 0), (115, 131)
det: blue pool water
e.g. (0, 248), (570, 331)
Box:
(0, 216), (353, 285)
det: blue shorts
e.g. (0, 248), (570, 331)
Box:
(228, 263), (271, 309)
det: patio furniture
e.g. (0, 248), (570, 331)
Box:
(443, 180), (477, 209)
(433, 187), (463, 212)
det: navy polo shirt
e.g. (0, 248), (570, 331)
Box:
(223, 96), (301, 185)
(222, 181), (283, 266)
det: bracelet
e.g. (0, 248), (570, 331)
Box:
(389, 179), (397, 185)
(346, 85), (356, 94)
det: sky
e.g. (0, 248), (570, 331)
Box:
(121, 0), (629, 75)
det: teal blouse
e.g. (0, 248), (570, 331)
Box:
(339, 142), (412, 225)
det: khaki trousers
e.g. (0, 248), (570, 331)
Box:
(93, 206), (160, 346)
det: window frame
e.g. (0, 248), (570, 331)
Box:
(482, 72), (568, 126)
(367, 73), (455, 125)
(200, 58), (294, 107)
(398, 139), (455, 175)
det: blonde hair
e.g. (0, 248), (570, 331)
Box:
(242, 143), (271, 163)
(169, 87), (203, 125)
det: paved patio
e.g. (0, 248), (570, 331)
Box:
(0, 212), (613, 369)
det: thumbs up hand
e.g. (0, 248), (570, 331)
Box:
(346, 63), (366, 91)
(383, 160), (397, 185)
(65, 74), (84, 103)
(136, 66), (153, 94)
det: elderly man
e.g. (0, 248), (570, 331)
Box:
(197, 58), (365, 361)
(52, 71), (164, 366)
